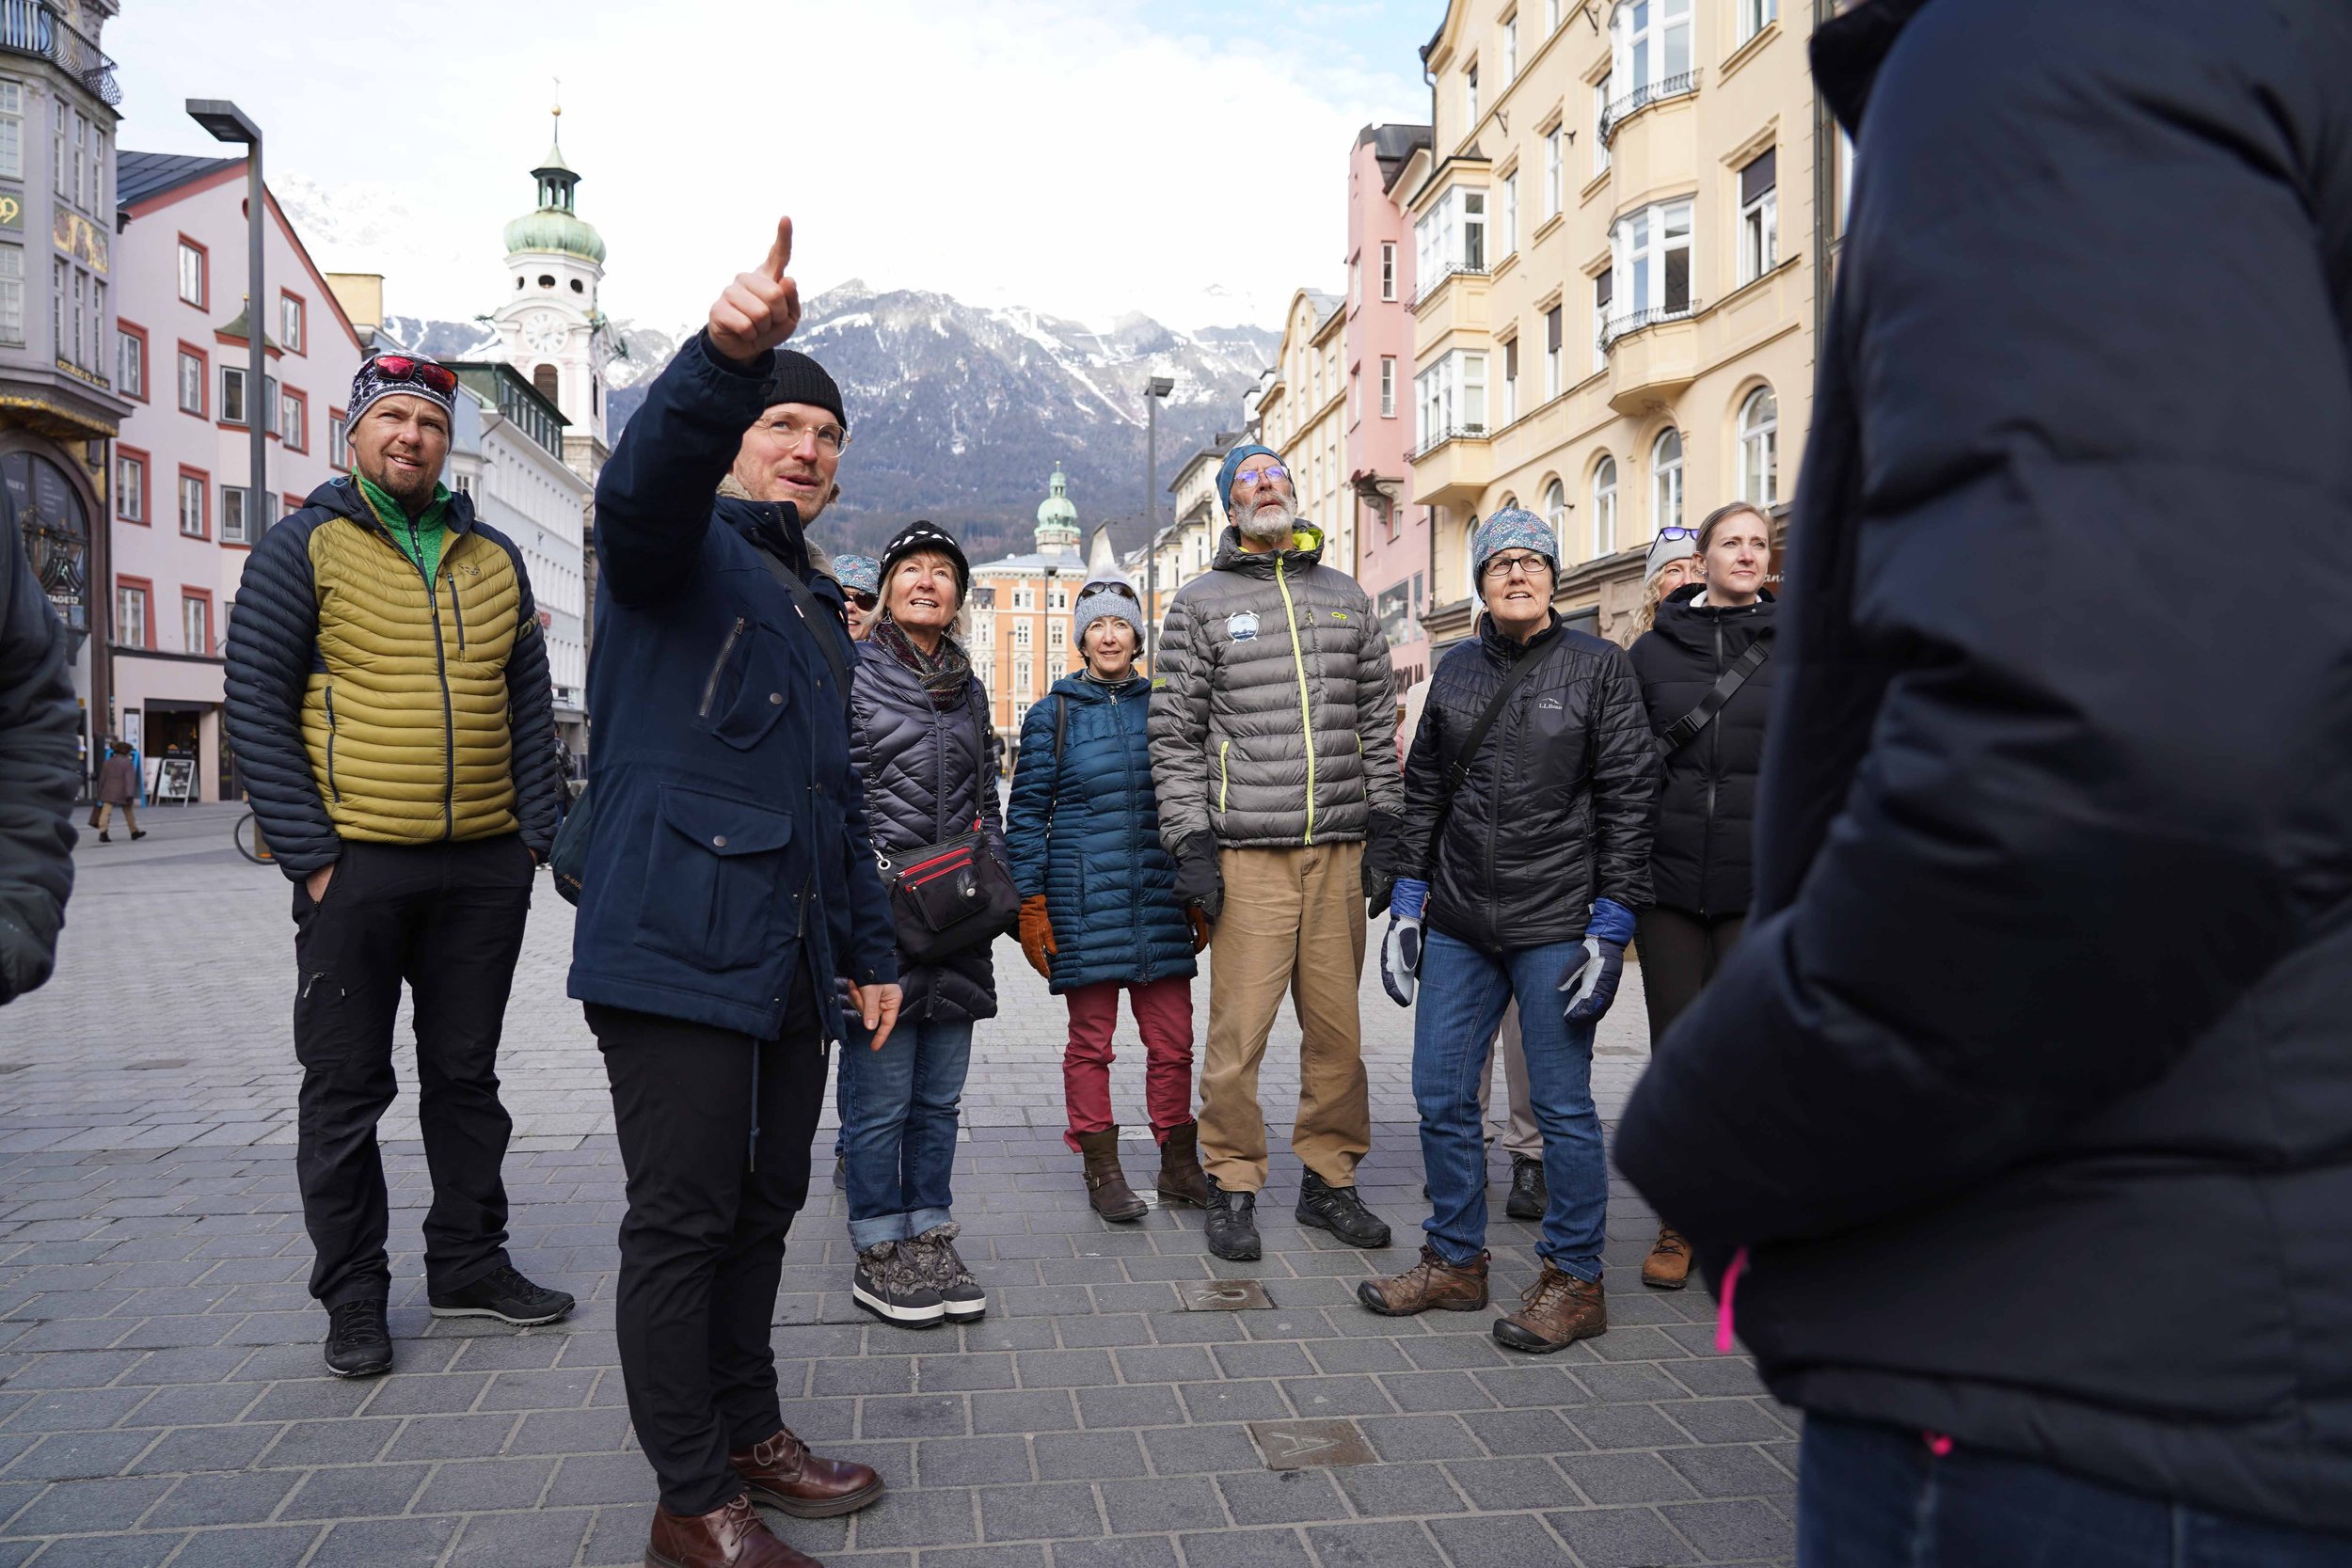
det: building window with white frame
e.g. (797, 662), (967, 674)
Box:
(1415, 350), (1488, 448)
(1544, 127), (1563, 218)
(1739, 148), (1778, 282)
(1593, 268), (1613, 368)
(1594, 78), (1613, 173)
(1610, 200), (1694, 329)
(1379, 356), (1396, 418)
(1547, 0), (1562, 30)
(280, 391), (305, 453)
(1465, 63), (1479, 125)
(116, 583), (148, 649)
(1502, 11), (1518, 82)
(177, 350), (203, 415)
(117, 327), (143, 398)
(222, 486), (254, 546)
(1545, 307), (1563, 399)
(177, 240), (205, 308)
(0, 244), (20, 346)
(1014, 620), (1032, 647)
(1500, 172), (1518, 256)
(183, 594), (211, 657)
(1592, 456), (1618, 558)
(1651, 427), (1684, 533)
(117, 453), (144, 522)
(178, 473), (207, 538)
(1738, 0), (1776, 44)
(1739, 386), (1779, 507)
(1380, 241), (1397, 300)
(329, 412), (349, 469)
(1545, 478), (1568, 541)
(0, 80), (22, 180)
(279, 293), (305, 354)
(1609, 0), (1692, 107)
(1502, 338), (1518, 424)
(1414, 187), (1486, 295)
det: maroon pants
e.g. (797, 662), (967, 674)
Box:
(1062, 976), (1196, 1151)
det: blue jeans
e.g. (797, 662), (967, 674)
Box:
(1412, 927), (1606, 1279)
(840, 1018), (974, 1250)
(1799, 1415), (2352, 1567)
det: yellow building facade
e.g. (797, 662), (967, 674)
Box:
(1255, 290), (1354, 575)
(1407, 0), (1834, 645)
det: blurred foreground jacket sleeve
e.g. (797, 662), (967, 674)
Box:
(0, 492), (77, 1003)
(1615, 0), (2352, 1246)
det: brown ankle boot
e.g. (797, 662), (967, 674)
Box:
(1077, 1129), (1147, 1222)
(1641, 1225), (1692, 1291)
(1493, 1262), (1608, 1354)
(645, 1494), (818, 1567)
(1357, 1244), (1489, 1316)
(729, 1424), (883, 1518)
(1155, 1120), (1211, 1208)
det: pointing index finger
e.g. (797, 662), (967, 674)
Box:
(764, 216), (794, 282)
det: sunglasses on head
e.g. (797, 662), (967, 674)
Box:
(1655, 527), (1702, 542)
(368, 356), (459, 397)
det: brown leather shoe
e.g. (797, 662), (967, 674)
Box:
(1494, 1261), (1608, 1354)
(1077, 1128), (1148, 1222)
(645, 1494), (818, 1567)
(1642, 1226), (1692, 1291)
(1156, 1121), (1211, 1208)
(1357, 1244), (1489, 1317)
(729, 1425), (883, 1518)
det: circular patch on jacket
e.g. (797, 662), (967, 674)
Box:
(1226, 611), (1260, 641)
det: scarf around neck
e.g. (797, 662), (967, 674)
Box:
(871, 614), (974, 712)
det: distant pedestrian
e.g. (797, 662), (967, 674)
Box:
(1149, 444), (1404, 1262)
(1627, 526), (1703, 641)
(842, 521), (1003, 1326)
(1625, 501), (1773, 1291)
(0, 482), (77, 1006)
(1616, 2), (2352, 1559)
(576, 218), (897, 1566)
(225, 350), (570, 1381)
(91, 738), (144, 843)
(1360, 510), (1654, 1354)
(834, 552), (881, 641)
(1008, 577), (1209, 1221)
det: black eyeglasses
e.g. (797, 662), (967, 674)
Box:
(1482, 551), (1553, 580)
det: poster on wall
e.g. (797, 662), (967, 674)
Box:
(155, 757), (197, 804)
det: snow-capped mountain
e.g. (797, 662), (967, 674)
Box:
(382, 284), (1278, 563)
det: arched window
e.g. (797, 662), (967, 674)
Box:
(1739, 386), (1778, 508)
(532, 364), (559, 405)
(1591, 457), (1618, 560)
(1463, 514), (1481, 595)
(1544, 479), (1568, 544)
(1651, 428), (1683, 535)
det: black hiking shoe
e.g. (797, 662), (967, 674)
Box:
(1504, 1154), (1548, 1222)
(1295, 1171), (1391, 1249)
(1203, 1179), (1262, 1262)
(324, 1299), (393, 1378)
(853, 1240), (946, 1327)
(428, 1264), (574, 1326)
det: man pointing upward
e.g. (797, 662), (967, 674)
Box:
(576, 215), (901, 1568)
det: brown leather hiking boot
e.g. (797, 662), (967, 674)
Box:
(1642, 1226), (1692, 1291)
(729, 1424), (883, 1518)
(1156, 1120), (1211, 1208)
(645, 1494), (818, 1567)
(1357, 1244), (1490, 1317)
(1494, 1262), (1608, 1354)
(1077, 1129), (1147, 1222)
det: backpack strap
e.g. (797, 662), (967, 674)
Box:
(1661, 638), (1770, 753)
(753, 546), (851, 702)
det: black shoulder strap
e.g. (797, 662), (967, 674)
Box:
(1053, 693), (1069, 762)
(755, 548), (850, 699)
(1444, 641), (1559, 797)
(1661, 638), (1770, 753)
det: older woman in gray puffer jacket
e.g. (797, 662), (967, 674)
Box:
(841, 522), (1004, 1331)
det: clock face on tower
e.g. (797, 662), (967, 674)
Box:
(521, 311), (565, 354)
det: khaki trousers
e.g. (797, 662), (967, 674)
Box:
(1200, 843), (1371, 1193)
(1476, 1006), (1542, 1159)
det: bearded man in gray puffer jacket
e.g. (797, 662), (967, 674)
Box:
(1148, 444), (1403, 1264)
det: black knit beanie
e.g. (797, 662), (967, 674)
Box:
(880, 521), (971, 599)
(765, 349), (847, 433)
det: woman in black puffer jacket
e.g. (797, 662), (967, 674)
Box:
(842, 523), (1004, 1331)
(1626, 501), (1775, 1291)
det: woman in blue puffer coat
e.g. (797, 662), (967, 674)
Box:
(1007, 578), (1209, 1222)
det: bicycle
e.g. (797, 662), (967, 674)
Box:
(233, 810), (273, 864)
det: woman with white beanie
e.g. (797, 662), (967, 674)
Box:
(1006, 578), (1210, 1220)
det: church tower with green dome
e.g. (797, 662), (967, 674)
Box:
(1035, 462), (1082, 554)
(490, 103), (613, 450)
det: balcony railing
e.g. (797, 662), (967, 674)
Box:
(0, 0), (119, 104)
(1598, 70), (1696, 143)
(1409, 261), (1488, 309)
(1411, 421), (1489, 461)
(1599, 302), (1699, 347)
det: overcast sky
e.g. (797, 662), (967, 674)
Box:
(109, 1), (1435, 334)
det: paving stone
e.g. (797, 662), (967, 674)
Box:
(1102, 1473), (1227, 1534)
(1445, 1454), (1578, 1512)
(1329, 1460), (1468, 1520)
(1216, 1468), (1351, 1526)
(916, 1353), (1018, 1393)
(1304, 1519), (1448, 1568)
(1355, 1413), (1485, 1463)
(1032, 1429), (1146, 1481)
(257, 1417), (397, 1467)
(2, 1429), (151, 1481)
(969, 1390), (1076, 1435)
(1139, 1422), (1262, 1476)
(915, 1437), (1034, 1488)
(1428, 1510), (1579, 1564)
(851, 1483), (977, 1548)
(158, 1523), (320, 1568)
(1277, 1375), (1393, 1418)
(276, 1460), (431, 1520)
(977, 1479), (1102, 1540)
(3, 1535), (180, 1567)
(864, 1394), (973, 1440)
(1662, 1497), (1797, 1561)
(447, 1506), (596, 1567)
(1013, 1349), (1116, 1388)
(1661, 1444), (1797, 1500)
(386, 1411), (518, 1460)
(1662, 1400), (1796, 1445)
(306, 1513), (462, 1566)
(1047, 1537), (1182, 1568)
(1179, 1379), (1291, 1423)
(1461, 1406), (1581, 1456)
(1174, 1527), (1314, 1568)
(415, 1456), (557, 1512)
(141, 1466), (303, 1528)
(1543, 1505), (1703, 1568)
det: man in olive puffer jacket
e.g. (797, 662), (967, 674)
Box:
(1149, 444), (1403, 1262)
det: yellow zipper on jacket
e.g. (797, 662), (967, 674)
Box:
(1218, 739), (1231, 814)
(1275, 555), (1316, 845)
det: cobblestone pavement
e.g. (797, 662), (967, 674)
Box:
(0, 806), (1797, 1566)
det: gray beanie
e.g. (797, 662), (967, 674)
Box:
(1645, 528), (1700, 581)
(1073, 579), (1144, 648)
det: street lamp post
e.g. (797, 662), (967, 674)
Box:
(1142, 375), (1174, 672)
(187, 99), (265, 540)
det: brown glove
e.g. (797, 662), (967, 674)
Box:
(1019, 895), (1057, 978)
(1188, 907), (1214, 955)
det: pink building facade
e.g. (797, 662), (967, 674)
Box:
(1343, 123), (1435, 698)
(108, 152), (365, 801)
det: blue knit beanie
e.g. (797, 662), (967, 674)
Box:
(1214, 443), (1282, 517)
(1470, 508), (1559, 588)
(834, 553), (881, 597)
(1073, 578), (1144, 649)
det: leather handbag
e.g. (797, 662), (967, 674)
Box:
(878, 698), (1021, 962)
